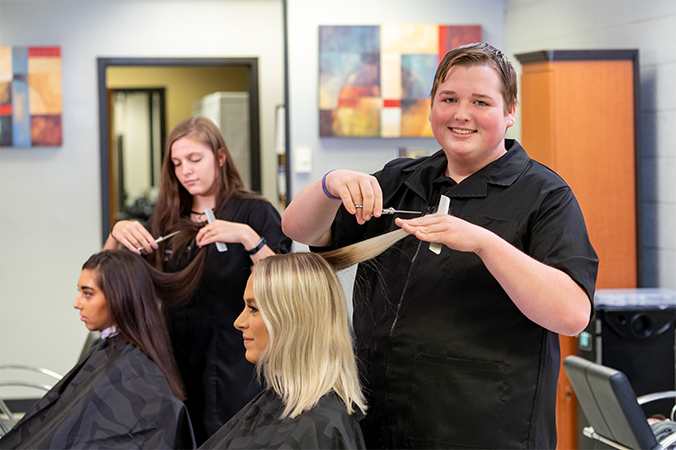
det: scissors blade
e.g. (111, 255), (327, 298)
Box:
(155, 230), (181, 244)
(381, 207), (423, 215)
(137, 230), (180, 252)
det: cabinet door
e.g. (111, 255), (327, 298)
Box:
(518, 50), (639, 450)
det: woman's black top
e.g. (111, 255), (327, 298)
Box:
(149, 197), (291, 445)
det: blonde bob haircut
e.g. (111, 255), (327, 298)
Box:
(251, 228), (408, 419)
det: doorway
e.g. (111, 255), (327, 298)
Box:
(97, 57), (260, 243)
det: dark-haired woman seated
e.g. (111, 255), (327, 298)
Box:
(0, 250), (196, 449)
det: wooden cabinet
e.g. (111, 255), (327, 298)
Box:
(515, 49), (639, 449)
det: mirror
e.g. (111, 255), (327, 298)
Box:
(110, 88), (165, 222)
(97, 58), (261, 240)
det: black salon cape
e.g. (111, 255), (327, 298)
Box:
(200, 389), (365, 449)
(147, 197), (292, 445)
(316, 140), (599, 449)
(0, 337), (195, 449)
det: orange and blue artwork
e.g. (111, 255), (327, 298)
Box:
(0, 46), (62, 147)
(319, 25), (481, 138)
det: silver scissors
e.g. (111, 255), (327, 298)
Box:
(137, 230), (180, 252)
(380, 207), (423, 215)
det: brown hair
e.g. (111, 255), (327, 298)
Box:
(430, 42), (517, 114)
(149, 116), (256, 270)
(82, 249), (204, 400)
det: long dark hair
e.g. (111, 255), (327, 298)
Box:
(149, 117), (257, 270)
(82, 249), (203, 400)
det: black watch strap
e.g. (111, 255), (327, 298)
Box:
(246, 237), (267, 255)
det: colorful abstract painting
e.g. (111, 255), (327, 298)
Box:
(319, 25), (481, 138)
(0, 46), (62, 147)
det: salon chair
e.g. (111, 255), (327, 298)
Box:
(0, 366), (62, 435)
(0, 331), (101, 436)
(564, 355), (676, 450)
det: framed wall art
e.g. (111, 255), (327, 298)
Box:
(319, 24), (481, 138)
(0, 46), (62, 147)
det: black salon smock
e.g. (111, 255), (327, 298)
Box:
(200, 389), (366, 449)
(0, 337), (195, 449)
(149, 197), (292, 445)
(318, 140), (598, 449)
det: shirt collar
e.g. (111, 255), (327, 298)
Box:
(404, 139), (530, 200)
(101, 325), (118, 339)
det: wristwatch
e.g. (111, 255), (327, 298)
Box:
(246, 237), (267, 255)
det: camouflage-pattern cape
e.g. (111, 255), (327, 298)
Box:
(0, 337), (195, 449)
(200, 389), (365, 449)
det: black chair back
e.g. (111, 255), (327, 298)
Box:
(564, 355), (658, 450)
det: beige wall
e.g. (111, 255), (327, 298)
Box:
(107, 66), (248, 132)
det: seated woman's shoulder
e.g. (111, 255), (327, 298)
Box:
(285, 393), (366, 450)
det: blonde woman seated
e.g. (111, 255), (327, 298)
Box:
(201, 230), (407, 449)
(200, 251), (368, 449)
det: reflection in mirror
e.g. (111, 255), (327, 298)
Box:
(110, 88), (166, 223)
(193, 92), (251, 190)
(98, 59), (260, 241)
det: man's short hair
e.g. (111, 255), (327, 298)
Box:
(430, 42), (517, 114)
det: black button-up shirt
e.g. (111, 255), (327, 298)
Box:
(322, 140), (599, 449)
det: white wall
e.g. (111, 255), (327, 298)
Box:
(120, 92), (152, 203)
(0, 0), (284, 378)
(286, 0), (508, 197)
(505, 0), (676, 288)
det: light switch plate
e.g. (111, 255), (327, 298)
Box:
(294, 147), (312, 173)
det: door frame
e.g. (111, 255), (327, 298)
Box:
(97, 57), (260, 243)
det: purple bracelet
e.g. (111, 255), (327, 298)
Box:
(322, 170), (341, 200)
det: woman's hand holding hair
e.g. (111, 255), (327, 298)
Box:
(104, 220), (157, 255)
(323, 170), (384, 225)
(196, 220), (273, 262)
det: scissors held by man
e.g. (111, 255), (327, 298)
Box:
(380, 207), (422, 215)
(354, 204), (422, 216)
